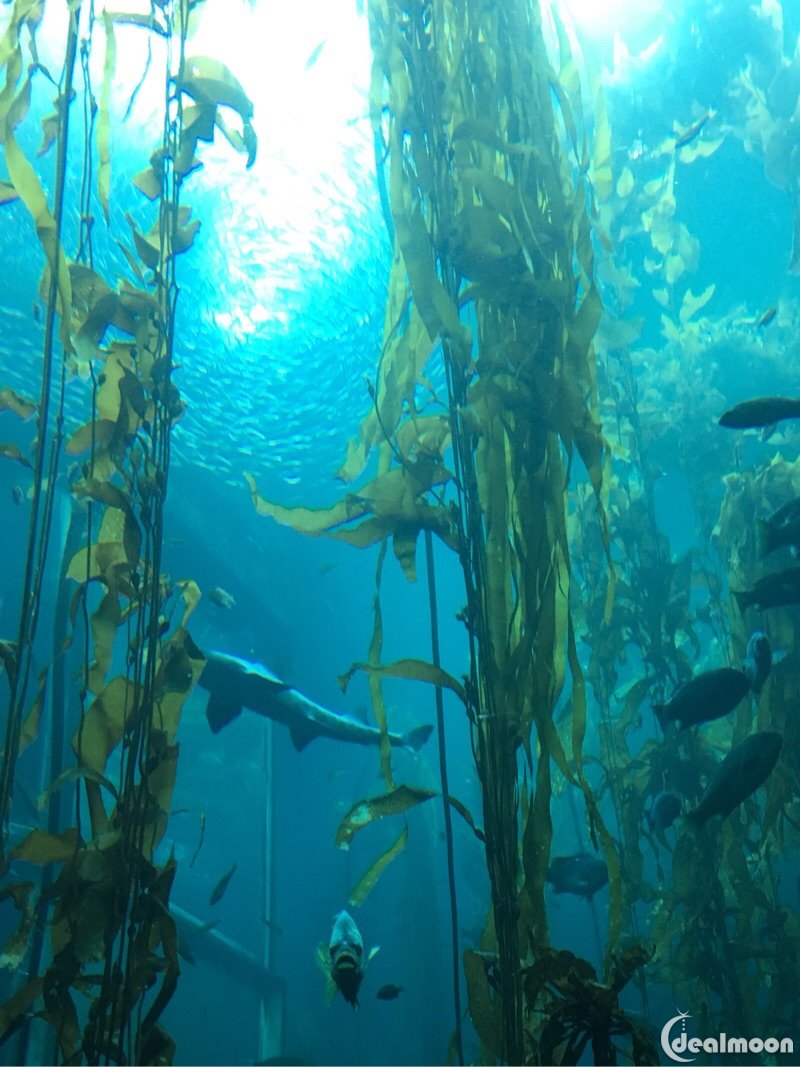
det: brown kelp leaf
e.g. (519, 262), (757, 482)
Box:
(335, 785), (437, 849)
(0, 882), (35, 969)
(65, 418), (117, 455)
(11, 827), (79, 864)
(74, 478), (141, 566)
(175, 579), (201, 626)
(0, 640), (17, 685)
(0, 976), (43, 1045)
(446, 794), (484, 842)
(66, 539), (129, 584)
(96, 13), (115, 223)
(338, 657), (466, 703)
(0, 443), (31, 467)
(37, 765), (119, 811)
(19, 668), (46, 754)
(463, 950), (503, 1064)
(72, 676), (138, 774)
(0, 386), (36, 418)
(348, 825), (408, 907)
(4, 129), (72, 353)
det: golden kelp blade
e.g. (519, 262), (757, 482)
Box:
(338, 657), (466, 703)
(348, 825), (408, 907)
(335, 785), (437, 849)
(10, 828), (80, 865)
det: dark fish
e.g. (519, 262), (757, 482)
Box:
(198, 649), (432, 752)
(742, 631), (777, 695)
(756, 306), (777, 328)
(734, 565), (800, 611)
(686, 731), (782, 825)
(652, 667), (751, 731)
(718, 396), (800, 430)
(756, 497), (800, 557)
(328, 910), (366, 1008)
(208, 586), (235, 609)
(209, 862), (237, 905)
(10, 485), (23, 505)
(646, 791), (681, 831)
(546, 852), (608, 901)
(377, 984), (403, 1000)
(675, 112), (711, 149)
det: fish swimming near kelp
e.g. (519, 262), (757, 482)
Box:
(646, 791), (681, 832)
(652, 667), (751, 731)
(376, 984), (403, 1000)
(197, 649), (433, 752)
(686, 731), (782, 825)
(756, 496), (800, 557)
(546, 852), (608, 901)
(718, 396), (800, 430)
(317, 910), (378, 1008)
(734, 565), (800, 612)
(208, 586), (236, 609)
(742, 631), (783, 695)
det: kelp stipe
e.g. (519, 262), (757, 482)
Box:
(0, 1), (254, 1060)
(243, 0), (658, 1062)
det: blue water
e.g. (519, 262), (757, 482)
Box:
(2, 0), (800, 1063)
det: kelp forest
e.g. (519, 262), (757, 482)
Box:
(1, 0), (800, 1064)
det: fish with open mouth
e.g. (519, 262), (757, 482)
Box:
(317, 910), (379, 1008)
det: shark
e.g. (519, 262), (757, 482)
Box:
(196, 649), (433, 753)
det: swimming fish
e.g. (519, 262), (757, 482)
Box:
(208, 586), (236, 610)
(652, 667), (751, 731)
(686, 731), (782, 825)
(197, 649), (432, 752)
(546, 852), (608, 901)
(718, 396), (800, 430)
(742, 631), (783, 695)
(319, 910), (378, 1009)
(376, 984), (403, 1000)
(756, 496), (800, 557)
(756, 306), (777, 328)
(209, 862), (237, 905)
(674, 111), (712, 149)
(734, 565), (800, 612)
(646, 791), (681, 831)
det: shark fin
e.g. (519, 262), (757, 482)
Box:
(206, 692), (243, 734)
(289, 718), (317, 751)
(401, 724), (433, 751)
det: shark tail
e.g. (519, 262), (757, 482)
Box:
(206, 692), (243, 734)
(401, 723), (433, 751)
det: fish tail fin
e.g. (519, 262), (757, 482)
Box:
(733, 589), (752, 614)
(755, 518), (777, 558)
(652, 703), (669, 733)
(402, 723), (433, 751)
(289, 719), (316, 751)
(205, 693), (243, 734)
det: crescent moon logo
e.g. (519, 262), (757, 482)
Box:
(661, 1011), (695, 1063)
